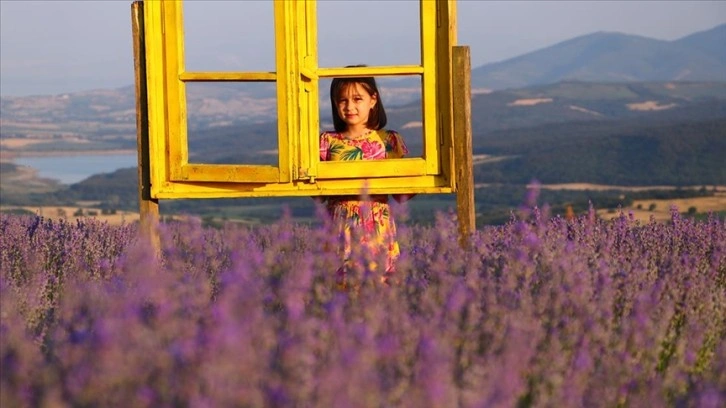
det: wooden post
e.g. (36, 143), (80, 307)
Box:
(132, 1), (160, 250)
(453, 46), (475, 248)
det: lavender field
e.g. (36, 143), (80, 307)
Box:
(1, 203), (724, 407)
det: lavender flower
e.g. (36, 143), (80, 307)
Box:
(1, 206), (723, 407)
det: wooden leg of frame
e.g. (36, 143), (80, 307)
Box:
(132, 1), (160, 254)
(453, 46), (475, 249)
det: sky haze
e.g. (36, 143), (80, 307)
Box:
(1, 0), (724, 97)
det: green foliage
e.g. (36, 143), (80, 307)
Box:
(473, 119), (726, 185)
(0, 162), (19, 173)
(0, 208), (35, 216)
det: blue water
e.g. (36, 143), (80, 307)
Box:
(14, 154), (138, 185)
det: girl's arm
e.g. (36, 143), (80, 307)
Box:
(386, 131), (415, 203)
(315, 132), (330, 206)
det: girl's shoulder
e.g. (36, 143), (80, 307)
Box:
(378, 129), (408, 158)
(320, 130), (345, 140)
(378, 129), (404, 142)
(375, 128), (400, 138)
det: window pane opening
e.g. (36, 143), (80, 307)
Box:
(317, 1), (421, 68)
(186, 82), (278, 166)
(183, 1), (275, 72)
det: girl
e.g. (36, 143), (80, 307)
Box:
(319, 69), (414, 286)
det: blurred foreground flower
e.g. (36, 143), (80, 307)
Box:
(1, 210), (724, 407)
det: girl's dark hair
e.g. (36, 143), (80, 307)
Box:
(330, 65), (387, 132)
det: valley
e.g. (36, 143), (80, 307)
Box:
(2, 77), (725, 226)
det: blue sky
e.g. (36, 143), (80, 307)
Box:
(1, 1), (724, 97)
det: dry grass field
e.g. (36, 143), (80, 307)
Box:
(531, 183), (726, 222)
(534, 183), (724, 192)
(597, 193), (726, 222)
(7, 193), (723, 227)
(1, 205), (140, 226)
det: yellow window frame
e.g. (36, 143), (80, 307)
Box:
(142, 0), (457, 199)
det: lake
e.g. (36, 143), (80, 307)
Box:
(14, 154), (138, 185)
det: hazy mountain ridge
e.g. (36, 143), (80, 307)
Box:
(673, 23), (726, 62)
(471, 23), (726, 90)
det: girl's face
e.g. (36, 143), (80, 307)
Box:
(336, 83), (377, 131)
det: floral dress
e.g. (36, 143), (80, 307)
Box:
(319, 129), (409, 275)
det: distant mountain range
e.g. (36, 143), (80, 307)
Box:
(1, 24), (725, 189)
(471, 23), (726, 90)
(2, 23), (725, 142)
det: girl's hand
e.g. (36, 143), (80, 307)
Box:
(392, 194), (416, 203)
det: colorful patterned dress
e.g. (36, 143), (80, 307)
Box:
(319, 129), (409, 275)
